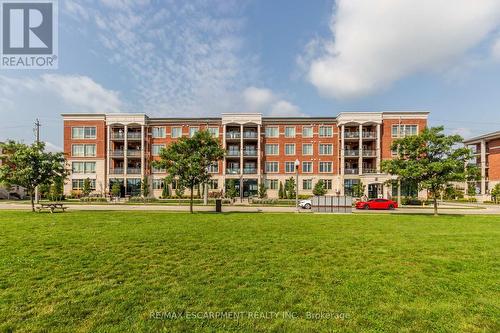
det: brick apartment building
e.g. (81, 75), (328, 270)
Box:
(62, 112), (428, 199)
(464, 131), (500, 200)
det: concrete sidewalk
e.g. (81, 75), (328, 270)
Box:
(1, 202), (500, 215)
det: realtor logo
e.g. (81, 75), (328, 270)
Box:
(1, 0), (58, 69)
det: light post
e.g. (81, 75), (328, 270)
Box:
(294, 159), (300, 212)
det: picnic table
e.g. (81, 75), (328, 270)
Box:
(36, 203), (68, 213)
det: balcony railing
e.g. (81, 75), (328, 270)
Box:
(110, 150), (124, 157)
(226, 132), (241, 139)
(111, 133), (125, 140)
(127, 132), (142, 140)
(362, 150), (376, 157)
(344, 168), (359, 174)
(363, 168), (377, 174)
(362, 132), (377, 139)
(127, 150), (142, 157)
(110, 168), (124, 174)
(243, 167), (257, 174)
(243, 150), (258, 156)
(227, 150), (240, 156)
(243, 131), (258, 138)
(127, 168), (141, 174)
(345, 150), (359, 157)
(226, 168), (240, 174)
(344, 132), (359, 139)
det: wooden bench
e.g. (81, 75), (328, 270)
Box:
(36, 203), (68, 213)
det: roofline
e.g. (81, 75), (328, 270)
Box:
(464, 130), (500, 143)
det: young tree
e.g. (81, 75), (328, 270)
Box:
(258, 182), (267, 199)
(278, 181), (284, 199)
(352, 180), (366, 198)
(161, 178), (170, 198)
(382, 126), (477, 215)
(0, 141), (67, 212)
(285, 177), (296, 199)
(154, 130), (225, 213)
(141, 175), (150, 198)
(226, 179), (238, 202)
(491, 183), (500, 203)
(49, 176), (65, 201)
(111, 182), (121, 200)
(82, 178), (92, 198)
(313, 180), (327, 196)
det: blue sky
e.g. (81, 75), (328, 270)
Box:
(2, 0), (500, 150)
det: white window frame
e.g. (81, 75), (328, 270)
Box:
(302, 126), (313, 138)
(72, 126), (96, 139)
(322, 179), (333, 190)
(72, 144), (96, 157)
(285, 143), (295, 155)
(302, 144), (313, 156)
(265, 144), (279, 155)
(265, 127), (279, 138)
(319, 126), (333, 138)
(208, 127), (219, 138)
(284, 126), (296, 138)
(265, 162), (279, 173)
(319, 144), (333, 155)
(285, 161), (295, 173)
(302, 161), (313, 173)
(152, 179), (164, 190)
(319, 161), (332, 173)
(265, 179), (278, 190)
(302, 179), (312, 190)
(171, 127), (182, 138)
(189, 127), (199, 138)
(152, 144), (165, 156)
(152, 127), (166, 138)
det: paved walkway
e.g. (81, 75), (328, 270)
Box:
(1, 202), (500, 215)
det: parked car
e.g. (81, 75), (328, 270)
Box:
(299, 199), (312, 209)
(356, 198), (398, 210)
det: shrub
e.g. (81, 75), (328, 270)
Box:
(129, 196), (159, 203)
(80, 197), (107, 203)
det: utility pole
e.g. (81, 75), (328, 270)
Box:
(34, 119), (41, 203)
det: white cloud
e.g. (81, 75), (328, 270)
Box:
(306, 0), (500, 99)
(269, 100), (304, 117)
(242, 86), (304, 116)
(491, 38), (500, 61)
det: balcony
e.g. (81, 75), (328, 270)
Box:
(345, 168), (359, 175)
(110, 150), (124, 157)
(127, 132), (142, 140)
(345, 150), (359, 157)
(243, 150), (258, 156)
(111, 132), (125, 140)
(344, 132), (359, 139)
(362, 132), (377, 139)
(362, 150), (376, 157)
(243, 131), (258, 139)
(243, 167), (257, 174)
(226, 132), (241, 139)
(110, 168), (124, 174)
(127, 150), (142, 157)
(226, 150), (240, 157)
(363, 168), (377, 174)
(127, 168), (141, 174)
(226, 168), (240, 175)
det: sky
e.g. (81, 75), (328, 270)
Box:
(2, 0), (500, 151)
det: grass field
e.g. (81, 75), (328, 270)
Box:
(0, 211), (498, 332)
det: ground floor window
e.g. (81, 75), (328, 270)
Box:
(322, 179), (333, 190)
(152, 179), (164, 190)
(302, 179), (312, 190)
(208, 179), (219, 190)
(265, 179), (278, 189)
(391, 180), (418, 197)
(72, 179), (96, 191)
(127, 179), (141, 196)
(344, 179), (359, 196)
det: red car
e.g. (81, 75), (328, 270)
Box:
(356, 198), (398, 210)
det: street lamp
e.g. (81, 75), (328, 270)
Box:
(294, 159), (300, 212)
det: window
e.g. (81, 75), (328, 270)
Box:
(72, 162), (96, 174)
(265, 144), (279, 155)
(72, 179), (96, 190)
(344, 179), (359, 196)
(152, 166), (166, 173)
(392, 124), (418, 138)
(72, 127), (96, 139)
(189, 127), (199, 137)
(208, 127), (219, 138)
(285, 162), (295, 173)
(285, 144), (295, 155)
(265, 162), (279, 173)
(319, 144), (333, 155)
(301, 144), (312, 155)
(152, 144), (165, 156)
(302, 126), (313, 138)
(207, 179), (218, 190)
(72, 144), (96, 157)
(322, 179), (332, 190)
(152, 179), (164, 190)
(302, 179), (312, 190)
(319, 126), (333, 137)
(171, 179), (179, 190)
(285, 126), (296, 138)
(171, 127), (182, 138)
(208, 162), (219, 173)
(152, 127), (166, 138)
(319, 161), (332, 173)
(302, 161), (313, 173)
(265, 179), (278, 190)
(265, 127), (279, 138)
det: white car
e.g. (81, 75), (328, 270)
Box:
(299, 199), (312, 209)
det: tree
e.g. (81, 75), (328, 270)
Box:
(82, 178), (92, 198)
(313, 180), (327, 196)
(381, 126), (477, 215)
(141, 175), (150, 198)
(352, 180), (366, 198)
(111, 182), (121, 200)
(0, 141), (67, 212)
(49, 176), (64, 201)
(154, 130), (224, 213)
(258, 182), (267, 199)
(285, 177), (296, 199)
(161, 178), (170, 198)
(226, 179), (238, 202)
(278, 181), (284, 199)
(491, 184), (500, 203)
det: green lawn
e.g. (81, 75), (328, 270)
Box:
(0, 211), (498, 332)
